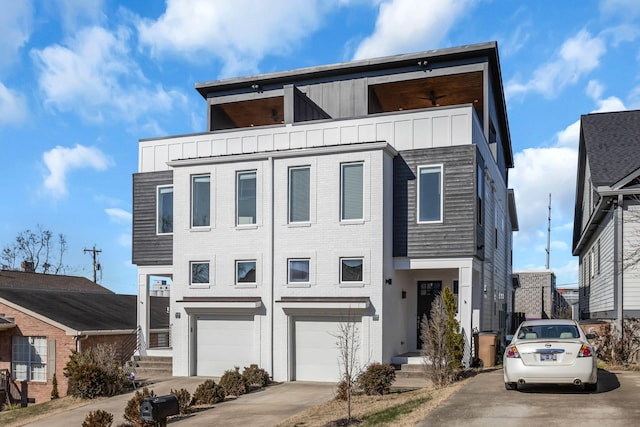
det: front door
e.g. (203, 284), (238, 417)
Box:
(417, 280), (442, 349)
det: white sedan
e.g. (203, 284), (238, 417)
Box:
(503, 319), (597, 391)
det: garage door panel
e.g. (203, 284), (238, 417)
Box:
(196, 315), (256, 376)
(294, 318), (361, 382)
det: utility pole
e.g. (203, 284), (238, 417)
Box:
(83, 245), (102, 283)
(546, 193), (551, 270)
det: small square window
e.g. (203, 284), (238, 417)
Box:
(288, 259), (310, 283)
(236, 260), (256, 284)
(341, 258), (363, 283)
(191, 262), (210, 285)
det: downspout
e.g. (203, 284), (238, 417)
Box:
(74, 334), (88, 353)
(615, 195), (624, 332)
(269, 155), (275, 379)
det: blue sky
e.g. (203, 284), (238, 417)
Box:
(1, 0), (639, 294)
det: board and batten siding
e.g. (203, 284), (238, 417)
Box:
(623, 201), (640, 310)
(586, 209), (615, 315)
(393, 145), (476, 258)
(132, 170), (173, 265)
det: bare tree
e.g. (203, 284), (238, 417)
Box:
(333, 316), (361, 423)
(1, 225), (68, 274)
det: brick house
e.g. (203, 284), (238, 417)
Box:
(0, 270), (168, 404)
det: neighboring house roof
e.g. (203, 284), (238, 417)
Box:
(0, 269), (114, 293)
(581, 109), (640, 187)
(0, 289), (168, 334)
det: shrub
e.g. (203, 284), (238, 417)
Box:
(51, 373), (60, 399)
(241, 364), (270, 389)
(82, 409), (114, 427)
(170, 388), (192, 414)
(594, 318), (640, 365)
(193, 379), (225, 405)
(219, 367), (247, 397)
(335, 378), (349, 401)
(64, 344), (128, 399)
(356, 363), (396, 396)
(123, 387), (156, 427)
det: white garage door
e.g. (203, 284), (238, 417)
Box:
(196, 315), (256, 376)
(294, 317), (361, 382)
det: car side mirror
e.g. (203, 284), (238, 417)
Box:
(586, 333), (596, 340)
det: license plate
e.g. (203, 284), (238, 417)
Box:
(540, 353), (557, 361)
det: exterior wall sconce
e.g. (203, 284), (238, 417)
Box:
(175, 312), (181, 319)
(385, 278), (392, 285)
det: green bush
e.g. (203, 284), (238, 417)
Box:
(219, 367), (247, 397)
(64, 344), (128, 399)
(193, 379), (225, 404)
(123, 387), (156, 427)
(241, 364), (270, 389)
(356, 363), (396, 395)
(169, 388), (192, 414)
(51, 373), (60, 399)
(82, 409), (114, 427)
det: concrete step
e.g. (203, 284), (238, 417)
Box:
(131, 356), (173, 380)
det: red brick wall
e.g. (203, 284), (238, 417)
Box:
(0, 302), (76, 404)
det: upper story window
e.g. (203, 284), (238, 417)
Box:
(289, 166), (310, 223)
(12, 336), (46, 382)
(157, 185), (173, 234)
(341, 162), (364, 221)
(288, 259), (310, 284)
(477, 166), (483, 225)
(417, 165), (443, 223)
(192, 175), (211, 227)
(236, 260), (257, 285)
(191, 261), (210, 285)
(237, 171), (257, 225)
(341, 257), (363, 283)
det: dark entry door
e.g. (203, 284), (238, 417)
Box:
(417, 280), (442, 348)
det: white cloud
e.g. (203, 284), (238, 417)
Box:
(353, 0), (475, 60)
(586, 80), (604, 100)
(0, 0), (33, 69)
(600, 0), (640, 18)
(57, 0), (105, 31)
(0, 81), (27, 125)
(506, 30), (606, 100)
(42, 144), (112, 197)
(105, 208), (132, 224)
(32, 26), (186, 123)
(137, 0), (340, 77)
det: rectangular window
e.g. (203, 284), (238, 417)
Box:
(341, 258), (363, 283)
(157, 186), (173, 234)
(237, 171), (257, 225)
(341, 163), (364, 221)
(288, 259), (310, 283)
(12, 336), (46, 382)
(477, 166), (483, 224)
(192, 175), (210, 227)
(289, 166), (310, 223)
(190, 262), (210, 285)
(236, 260), (256, 284)
(597, 240), (601, 275)
(418, 165), (442, 222)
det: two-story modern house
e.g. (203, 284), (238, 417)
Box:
(573, 109), (640, 326)
(133, 41), (518, 382)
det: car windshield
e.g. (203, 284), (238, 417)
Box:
(517, 324), (580, 340)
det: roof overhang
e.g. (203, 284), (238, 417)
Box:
(177, 297), (263, 311)
(275, 297), (370, 311)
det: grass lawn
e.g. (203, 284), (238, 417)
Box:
(0, 396), (89, 427)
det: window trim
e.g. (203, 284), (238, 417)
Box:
(288, 166), (311, 224)
(288, 258), (310, 284)
(12, 336), (47, 382)
(156, 185), (174, 235)
(191, 174), (211, 228)
(340, 162), (364, 222)
(340, 257), (364, 284)
(236, 170), (257, 226)
(236, 260), (257, 285)
(190, 261), (211, 286)
(417, 164), (443, 224)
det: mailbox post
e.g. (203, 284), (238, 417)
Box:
(140, 394), (179, 427)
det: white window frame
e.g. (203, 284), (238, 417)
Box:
(12, 336), (46, 382)
(157, 185), (173, 235)
(191, 175), (211, 228)
(288, 258), (310, 284)
(237, 170), (257, 226)
(340, 162), (364, 221)
(288, 166), (310, 223)
(190, 261), (210, 286)
(236, 260), (257, 285)
(417, 164), (443, 223)
(340, 257), (364, 283)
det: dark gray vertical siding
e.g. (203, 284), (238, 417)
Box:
(394, 146), (476, 258)
(132, 171), (173, 265)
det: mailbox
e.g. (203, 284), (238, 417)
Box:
(140, 394), (179, 422)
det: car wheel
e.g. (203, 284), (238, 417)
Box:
(584, 382), (597, 392)
(505, 382), (517, 390)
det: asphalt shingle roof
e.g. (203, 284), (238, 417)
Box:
(581, 109), (640, 187)
(0, 269), (113, 293)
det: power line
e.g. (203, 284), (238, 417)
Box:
(83, 245), (102, 283)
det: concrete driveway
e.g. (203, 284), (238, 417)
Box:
(417, 368), (640, 427)
(24, 378), (335, 427)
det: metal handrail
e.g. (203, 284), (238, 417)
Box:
(0, 369), (22, 406)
